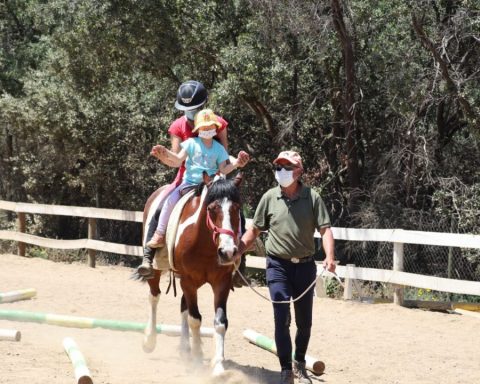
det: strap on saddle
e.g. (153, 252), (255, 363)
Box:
(165, 270), (177, 297)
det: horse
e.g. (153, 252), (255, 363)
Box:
(141, 173), (243, 376)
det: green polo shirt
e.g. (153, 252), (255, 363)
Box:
(253, 184), (331, 259)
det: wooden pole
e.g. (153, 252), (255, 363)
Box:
(87, 218), (96, 268)
(243, 329), (325, 375)
(0, 309), (215, 337)
(393, 242), (404, 306)
(0, 288), (36, 303)
(0, 328), (21, 341)
(63, 337), (93, 384)
(16, 212), (26, 257)
(343, 264), (354, 300)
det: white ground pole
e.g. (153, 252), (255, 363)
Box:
(63, 337), (94, 384)
(0, 288), (36, 303)
(0, 328), (21, 341)
(243, 329), (325, 375)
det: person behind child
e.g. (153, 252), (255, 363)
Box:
(146, 109), (249, 248)
(138, 81), (250, 280)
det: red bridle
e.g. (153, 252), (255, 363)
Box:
(206, 209), (238, 245)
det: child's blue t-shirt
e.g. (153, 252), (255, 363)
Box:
(181, 138), (229, 184)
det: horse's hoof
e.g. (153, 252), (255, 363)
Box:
(178, 343), (191, 358)
(142, 337), (156, 353)
(212, 362), (225, 377)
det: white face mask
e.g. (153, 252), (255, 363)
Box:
(185, 109), (198, 121)
(198, 129), (217, 139)
(275, 169), (295, 188)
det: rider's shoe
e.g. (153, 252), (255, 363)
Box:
(137, 247), (155, 278)
(146, 231), (165, 248)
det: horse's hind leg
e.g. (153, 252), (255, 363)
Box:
(181, 284), (203, 362)
(179, 294), (190, 356)
(143, 269), (162, 353)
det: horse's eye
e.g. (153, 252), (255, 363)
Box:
(207, 203), (218, 211)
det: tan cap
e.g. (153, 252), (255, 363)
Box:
(192, 109), (222, 132)
(273, 150), (303, 169)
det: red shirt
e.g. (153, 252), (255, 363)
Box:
(168, 115), (228, 141)
(167, 115), (228, 184)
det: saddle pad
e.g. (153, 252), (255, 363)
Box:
(152, 188), (197, 271)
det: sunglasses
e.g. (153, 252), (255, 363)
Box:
(274, 165), (297, 171)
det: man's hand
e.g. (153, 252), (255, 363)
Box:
(323, 258), (336, 273)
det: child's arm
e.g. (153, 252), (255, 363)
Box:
(151, 144), (187, 168)
(219, 151), (250, 175)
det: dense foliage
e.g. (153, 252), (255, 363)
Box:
(1, 1), (479, 256)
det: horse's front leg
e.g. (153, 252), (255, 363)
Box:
(143, 269), (162, 353)
(181, 281), (203, 362)
(211, 277), (232, 376)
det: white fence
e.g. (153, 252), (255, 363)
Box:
(1, 200), (479, 305)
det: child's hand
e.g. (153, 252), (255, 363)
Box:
(151, 145), (167, 160)
(236, 151), (250, 168)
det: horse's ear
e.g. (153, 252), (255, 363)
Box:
(233, 171), (243, 187)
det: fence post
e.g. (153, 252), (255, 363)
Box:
(16, 212), (26, 257)
(343, 264), (355, 300)
(87, 218), (96, 268)
(393, 242), (404, 306)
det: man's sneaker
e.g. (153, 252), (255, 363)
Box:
(280, 369), (294, 384)
(293, 360), (312, 384)
(146, 231), (165, 248)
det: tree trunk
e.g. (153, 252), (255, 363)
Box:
(331, 0), (361, 192)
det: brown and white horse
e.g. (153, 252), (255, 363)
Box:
(142, 174), (242, 375)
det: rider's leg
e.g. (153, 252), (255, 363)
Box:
(147, 184), (184, 248)
(139, 202), (164, 276)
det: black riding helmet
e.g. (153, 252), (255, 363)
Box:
(174, 80), (208, 111)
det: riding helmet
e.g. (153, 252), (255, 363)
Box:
(174, 80), (208, 111)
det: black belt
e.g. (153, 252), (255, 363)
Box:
(269, 255), (315, 264)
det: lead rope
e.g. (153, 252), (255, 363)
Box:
(233, 263), (345, 304)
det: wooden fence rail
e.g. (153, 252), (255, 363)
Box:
(1, 200), (480, 303)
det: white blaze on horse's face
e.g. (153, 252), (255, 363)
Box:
(217, 198), (238, 263)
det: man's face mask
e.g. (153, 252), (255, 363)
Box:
(274, 166), (296, 188)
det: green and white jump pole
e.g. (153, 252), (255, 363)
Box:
(0, 288), (36, 303)
(243, 329), (325, 375)
(0, 328), (21, 341)
(63, 337), (93, 384)
(0, 309), (214, 337)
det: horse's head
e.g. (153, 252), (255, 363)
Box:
(204, 174), (243, 265)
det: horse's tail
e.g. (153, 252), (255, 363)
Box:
(129, 269), (152, 282)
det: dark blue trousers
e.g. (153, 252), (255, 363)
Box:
(266, 256), (317, 371)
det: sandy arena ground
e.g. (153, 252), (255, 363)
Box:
(0, 253), (479, 384)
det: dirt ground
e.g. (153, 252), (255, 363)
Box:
(1, 253), (479, 384)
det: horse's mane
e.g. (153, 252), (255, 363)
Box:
(205, 178), (241, 205)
